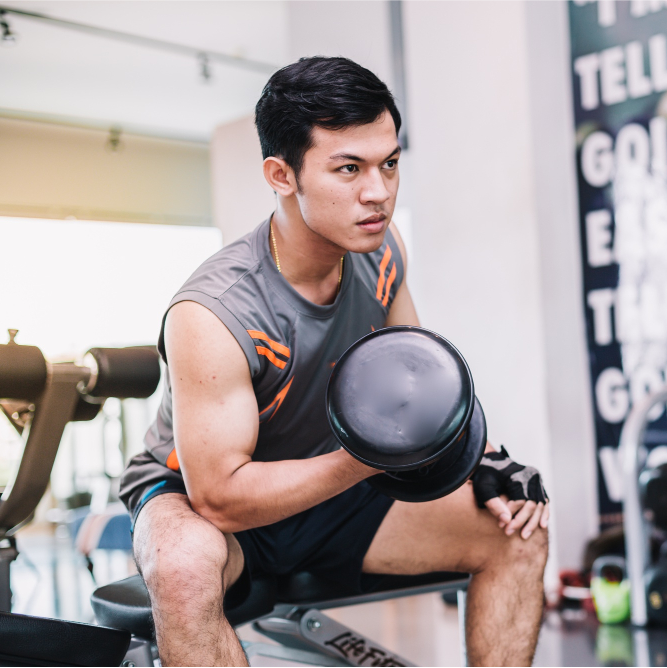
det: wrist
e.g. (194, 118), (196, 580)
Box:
(335, 448), (380, 481)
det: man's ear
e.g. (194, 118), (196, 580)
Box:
(263, 157), (297, 196)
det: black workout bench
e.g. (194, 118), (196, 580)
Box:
(92, 569), (469, 667)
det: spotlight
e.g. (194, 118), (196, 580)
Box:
(0, 11), (17, 46)
(105, 127), (124, 153)
(198, 52), (212, 83)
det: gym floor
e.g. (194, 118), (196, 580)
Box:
(8, 524), (661, 667)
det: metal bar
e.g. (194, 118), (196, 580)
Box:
(388, 0), (409, 149)
(121, 637), (154, 667)
(0, 539), (18, 612)
(633, 628), (651, 668)
(0, 5), (277, 75)
(256, 608), (415, 667)
(293, 577), (469, 611)
(620, 387), (667, 627)
(243, 641), (347, 667)
(0, 363), (86, 535)
(457, 589), (467, 667)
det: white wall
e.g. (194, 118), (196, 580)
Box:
(524, 1), (599, 570)
(210, 115), (276, 243)
(403, 0), (597, 569)
(404, 0), (551, 468)
(286, 1), (393, 88)
(211, 1), (395, 245)
(0, 117), (211, 225)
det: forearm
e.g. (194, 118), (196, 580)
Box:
(188, 449), (376, 533)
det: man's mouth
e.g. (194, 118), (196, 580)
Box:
(357, 214), (387, 231)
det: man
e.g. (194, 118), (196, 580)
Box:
(120, 57), (549, 667)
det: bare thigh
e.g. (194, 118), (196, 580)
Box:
(133, 492), (244, 595)
(363, 481), (547, 575)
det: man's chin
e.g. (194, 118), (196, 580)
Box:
(346, 232), (386, 255)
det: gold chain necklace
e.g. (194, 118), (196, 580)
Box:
(270, 222), (344, 295)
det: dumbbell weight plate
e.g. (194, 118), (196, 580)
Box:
(326, 326), (475, 471)
(367, 397), (486, 502)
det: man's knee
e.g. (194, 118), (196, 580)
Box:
(146, 525), (229, 598)
(466, 520), (548, 578)
(492, 527), (549, 575)
(134, 498), (232, 609)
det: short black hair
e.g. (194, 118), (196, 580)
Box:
(255, 56), (401, 179)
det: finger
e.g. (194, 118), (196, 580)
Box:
(484, 497), (512, 525)
(502, 499), (525, 527)
(507, 499), (526, 517)
(521, 503), (543, 540)
(540, 502), (550, 529)
(506, 501), (536, 535)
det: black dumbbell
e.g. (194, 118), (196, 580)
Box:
(326, 326), (487, 502)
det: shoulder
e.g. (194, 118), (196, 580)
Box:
(164, 300), (250, 383)
(352, 222), (406, 310)
(158, 221), (279, 378)
(177, 226), (261, 302)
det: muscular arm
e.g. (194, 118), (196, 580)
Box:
(166, 300), (376, 534)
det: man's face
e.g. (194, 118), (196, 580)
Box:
(294, 111), (400, 254)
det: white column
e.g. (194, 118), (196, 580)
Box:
(524, 0), (599, 569)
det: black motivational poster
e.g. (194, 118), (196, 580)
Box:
(569, 0), (667, 526)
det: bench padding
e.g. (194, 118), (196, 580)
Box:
(91, 571), (468, 640)
(0, 610), (130, 666)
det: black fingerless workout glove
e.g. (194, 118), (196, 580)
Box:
(471, 446), (548, 508)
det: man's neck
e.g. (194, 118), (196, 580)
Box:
(270, 200), (345, 306)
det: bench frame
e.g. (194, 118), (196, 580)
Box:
(119, 577), (469, 668)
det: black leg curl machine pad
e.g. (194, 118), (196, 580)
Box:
(327, 326), (487, 502)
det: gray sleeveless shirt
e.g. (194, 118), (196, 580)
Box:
(144, 218), (405, 472)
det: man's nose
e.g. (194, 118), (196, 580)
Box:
(360, 168), (391, 205)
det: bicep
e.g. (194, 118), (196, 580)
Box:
(386, 222), (420, 327)
(164, 301), (259, 506)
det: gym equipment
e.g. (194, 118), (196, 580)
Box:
(590, 556), (630, 624)
(327, 326), (486, 502)
(622, 388), (667, 628)
(643, 542), (667, 625)
(0, 328), (471, 667)
(620, 387), (667, 665)
(0, 330), (160, 666)
(640, 463), (667, 531)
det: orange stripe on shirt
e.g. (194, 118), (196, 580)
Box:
(259, 376), (294, 421)
(247, 330), (290, 358)
(375, 246), (393, 300)
(382, 262), (397, 307)
(256, 346), (287, 369)
(166, 448), (180, 471)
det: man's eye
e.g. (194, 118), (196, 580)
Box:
(385, 160), (398, 169)
(340, 164), (358, 173)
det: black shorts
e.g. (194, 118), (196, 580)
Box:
(120, 451), (394, 597)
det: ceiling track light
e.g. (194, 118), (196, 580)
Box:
(0, 10), (17, 45)
(0, 5), (276, 74)
(198, 52), (212, 83)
